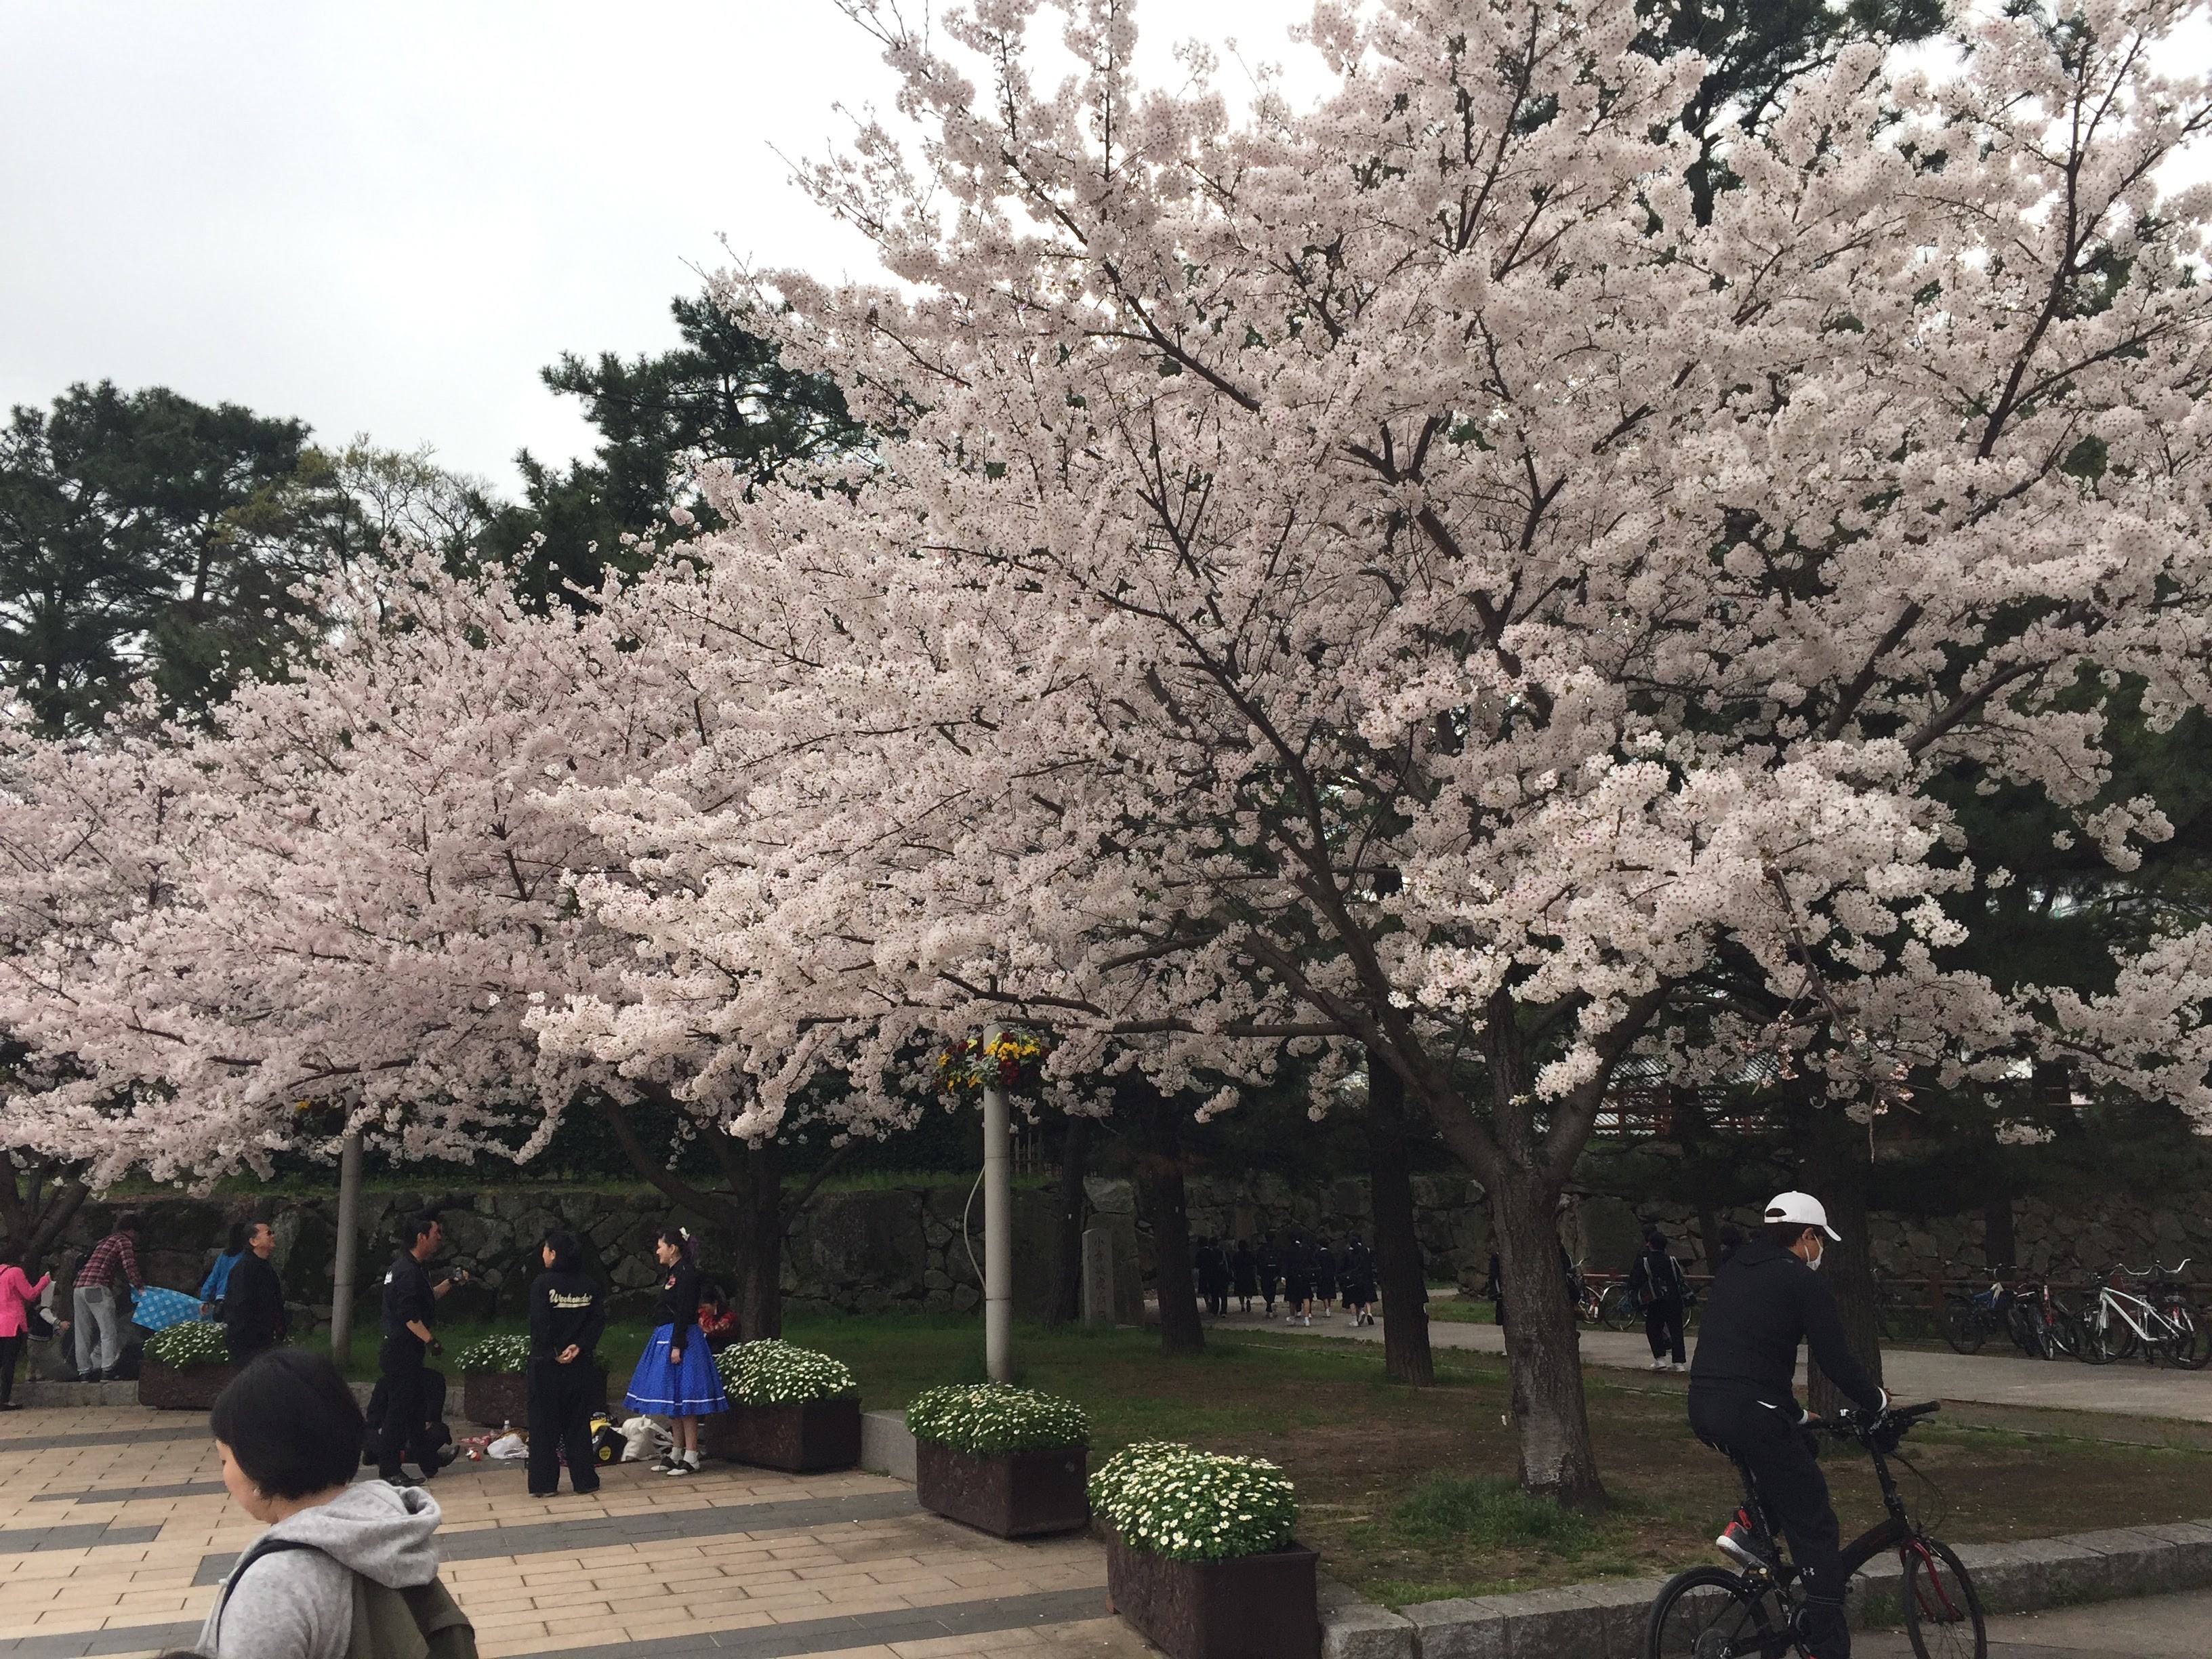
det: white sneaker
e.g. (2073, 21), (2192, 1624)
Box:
(1650, 1359), (1668, 1371)
(1671, 1362), (1687, 1372)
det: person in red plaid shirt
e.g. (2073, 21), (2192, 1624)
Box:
(73, 1212), (145, 1380)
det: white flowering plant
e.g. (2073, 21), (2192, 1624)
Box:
(457, 1334), (531, 1374)
(1087, 1442), (1298, 1562)
(716, 1338), (857, 1406)
(144, 1320), (230, 1369)
(904, 1383), (1088, 1456)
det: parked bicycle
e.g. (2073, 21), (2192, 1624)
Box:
(1940, 1275), (2008, 1356)
(2077, 1261), (2208, 1369)
(1645, 1400), (1985, 1659)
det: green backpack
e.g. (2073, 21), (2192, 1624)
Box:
(221, 1539), (476, 1659)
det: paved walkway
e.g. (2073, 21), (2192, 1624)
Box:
(0, 1406), (1150, 1659)
(1232, 1305), (2212, 1422)
(1860, 1585), (2212, 1656)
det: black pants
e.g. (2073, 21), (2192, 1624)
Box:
(527, 1358), (600, 1496)
(373, 1340), (436, 1480)
(1689, 1386), (1849, 1658)
(0, 1332), (22, 1404)
(1645, 1296), (1686, 1364)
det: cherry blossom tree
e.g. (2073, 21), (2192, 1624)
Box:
(539, 0), (2212, 1504)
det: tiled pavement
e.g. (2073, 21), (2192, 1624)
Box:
(0, 1407), (1155, 1659)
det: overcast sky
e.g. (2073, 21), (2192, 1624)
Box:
(1, 1), (1316, 493)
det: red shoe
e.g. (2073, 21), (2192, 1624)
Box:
(1715, 1509), (1776, 1571)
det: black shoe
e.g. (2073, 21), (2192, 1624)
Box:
(528, 1489), (556, 1498)
(384, 1474), (422, 1489)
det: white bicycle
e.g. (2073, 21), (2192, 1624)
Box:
(2076, 1261), (2209, 1370)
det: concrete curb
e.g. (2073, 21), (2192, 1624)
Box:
(1311, 1515), (2212, 1658)
(18, 1379), (140, 1408)
(860, 1408), (917, 1483)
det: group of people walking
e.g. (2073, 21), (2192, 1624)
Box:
(1191, 1231), (1378, 1325)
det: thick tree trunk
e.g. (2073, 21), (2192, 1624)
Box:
(1132, 1084), (1205, 1355)
(0, 1158), (89, 1271)
(1797, 1106), (1885, 1416)
(1984, 1191), (2016, 1274)
(1047, 1115), (1094, 1328)
(1366, 1060), (1434, 1386)
(1490, 1166), (1606, 1509)
(714, 1136), (787, 1341)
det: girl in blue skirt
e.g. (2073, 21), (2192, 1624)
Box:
(623, 1227), (726, 1475)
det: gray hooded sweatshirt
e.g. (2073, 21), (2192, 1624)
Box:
(198, 1480), (443, 1659)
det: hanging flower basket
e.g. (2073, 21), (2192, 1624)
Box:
(935, 1028), (1049, 1096)
(1090, 1443), (1317, 1659)
(907, 1384), (1090, 1538)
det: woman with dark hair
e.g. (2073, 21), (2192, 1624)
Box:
(0, 1248), (52, 1410)
(621, 1227), (726, 1476)
(527, 1231), (605, 1498)
(201, 1221), (251, 1319)
(196, 1350), (466, 1658)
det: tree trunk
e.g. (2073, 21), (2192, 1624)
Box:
(712, 1135), (787, 1341)
(0, 1157), (90, 1272)
(1490, 1166), (1606, 1509)
(1047, 1115), (1094, 1328)
(1983, 1187), (2016, 1274)
(1797, 1106), (1885, 1416)
(1366, 1059), (1435, 1385)
(1132, 1082), (1205, 1355)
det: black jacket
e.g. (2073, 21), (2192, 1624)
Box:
(529, 1269), (606, 1363)
(380, 1250), (437, 1347)
(223, 1252), (287, 1353)
(1629, 1246), (1687, 1308)
(1688, 1237), (1883, 1411)
(654, 1259), (701, 1347)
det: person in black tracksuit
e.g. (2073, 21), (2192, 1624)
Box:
(373, 1212), (465, 1486)
(1629, 1230), (1688, 1370)
(527, 1230), (607, 1498)
(222, 1222), (289, 1364)
(1688, 1195), (1887, 1659)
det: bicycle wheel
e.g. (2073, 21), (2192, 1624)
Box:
(1902, 1536), (1987, 1659)
(2079, 1307), (2136, 1364)
(2005, 1303), (2047, 1359)
(1644, 1566), (1788, 1659)
(2162, 1305), (2210, 1370)
(1602, 1286), (1638, 1332)
(1943, 1303), (1988, 1355)
(2046, 1307), (2081, 1359)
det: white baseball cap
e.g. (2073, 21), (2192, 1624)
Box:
(1765, 1191), (1842, 1242)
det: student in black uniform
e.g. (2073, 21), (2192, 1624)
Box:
(527, 1230), (606, 1498)
(1229, 1239), (1258, 1313)
(1689, 1191), (1887, 1659)
(621, 1227), (728, 1476)
(372, 1213), (468, 1488)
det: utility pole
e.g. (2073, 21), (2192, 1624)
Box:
(982, 1024), (1013, 1382)
(328, 1132), (363, 1368)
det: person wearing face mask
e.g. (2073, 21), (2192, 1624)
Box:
(1687, 1191), (1886, 1659)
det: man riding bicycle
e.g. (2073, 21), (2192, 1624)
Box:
(1689, 1191), (1887, 1659)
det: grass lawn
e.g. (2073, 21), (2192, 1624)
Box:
(343, 1308), (2212, 1608)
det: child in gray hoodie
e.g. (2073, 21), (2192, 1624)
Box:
(196, 1350), (452, 1659)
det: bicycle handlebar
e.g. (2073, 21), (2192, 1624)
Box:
(1826, 1399), (1940, 1440)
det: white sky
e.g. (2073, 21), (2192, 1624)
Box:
(1, 0), (1317, 493)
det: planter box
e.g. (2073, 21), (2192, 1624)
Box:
(139, 1359), (236, 1412)
(1105, 1527), (1319, 1659)
(917, 1439), (1088, 1538)
(699, 1396), (861, 1472)
(463, 1367), (607, 1428)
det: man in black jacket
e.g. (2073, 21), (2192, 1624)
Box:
(372, 1212), (467, 1487)
(527, 1230), (607, 1498)
(222, 1222), (287, 1363)
(1689, 1191), (1887, 1659)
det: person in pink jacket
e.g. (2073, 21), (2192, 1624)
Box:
(0, 1255), (54, 1410)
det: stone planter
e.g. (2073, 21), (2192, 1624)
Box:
(699, 1396), (861, 1472)
(1105, 1527), (1319, 1659)
(138, 1359), (236, 1411)
(463, 1366), (606, 1427)
(916, 1439), (1088, 1538)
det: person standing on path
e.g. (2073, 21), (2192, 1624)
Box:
(623, 1227), (726, 1476)
(201, 1222), (249, 1319)
(1282, 1234), (1315, 1326)
(1230, 1238), (1258, 1313)
(73, 1211), (145, 1380)
(224, 1222), (289, 1364)
(1195, 1238), (1229, 1317)
(1342, 1233), (1376, 1326)
(1256, 1234), (1282, 1318)
(0, 1250), (52, 1410)
(526, 1231), (605, 1498)
(373, 1214), (466, 1488)
(1311, 1237), (1338, 1319)
(1630, 1228), (1689, 1371)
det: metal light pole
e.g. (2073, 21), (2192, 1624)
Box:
(981, 1025), (1013, 1382)
(329, 1132), (363, 1368)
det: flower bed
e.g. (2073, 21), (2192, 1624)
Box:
(700, 1340), (861, 1471)
(139, 1322), (235, 1410)
(907, 1384), (1090, 1538)
(1091, 1443), (1315, 1659)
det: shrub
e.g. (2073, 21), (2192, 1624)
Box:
(1088, 1441), (1297, 1561)
(716, 1338), (857, 1406)
(145, 1321), (230, 1370)
(456, 1334), (531, 1374)
(905, 1382), (1089, 1456)
(1389, 1473), (1599, 1557)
